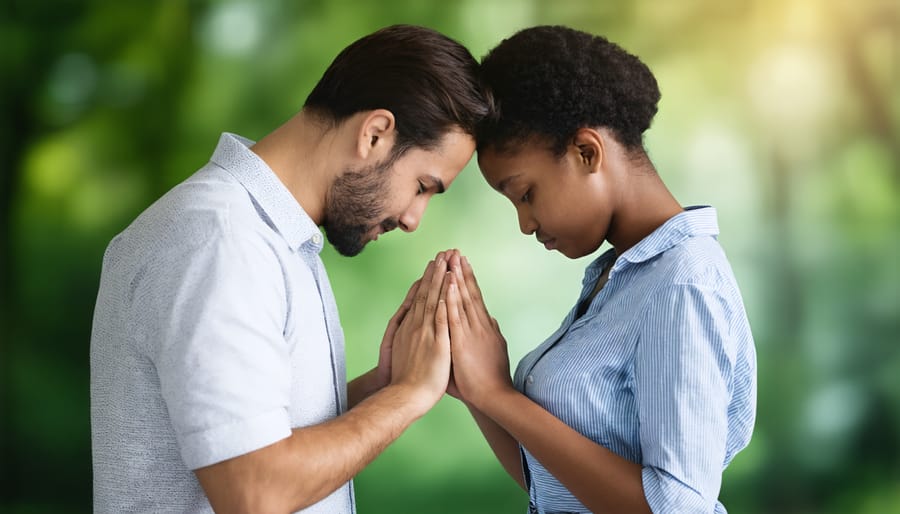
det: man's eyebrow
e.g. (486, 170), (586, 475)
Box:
(426, 175), (446, 194)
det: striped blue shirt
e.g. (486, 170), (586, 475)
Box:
(513, 206), (756, 514)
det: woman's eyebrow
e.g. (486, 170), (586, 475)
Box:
(497, 174), (521, 194)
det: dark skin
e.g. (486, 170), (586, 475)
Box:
(439, 127), (683, 513)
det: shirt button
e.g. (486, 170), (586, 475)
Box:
(526, 375), (534, 385)
(311, 233), (322, 245)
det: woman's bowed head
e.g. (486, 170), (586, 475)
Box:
(476, 25), (684, 260)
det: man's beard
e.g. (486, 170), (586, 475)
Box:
(322, 158), (398, 257)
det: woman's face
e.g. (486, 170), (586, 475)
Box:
(478, 143), (612, 259)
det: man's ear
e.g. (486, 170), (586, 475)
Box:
(357, 109), (396, 161)
(571, 128), (605, 174)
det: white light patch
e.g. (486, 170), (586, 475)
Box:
(200, 2), (263, 56)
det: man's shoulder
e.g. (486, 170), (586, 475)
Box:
(103, 164), (274, 270)
(135, 166), (256, 237)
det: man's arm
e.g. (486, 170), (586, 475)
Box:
(195, 383), (432, 513)
(195, 256), (451, 513)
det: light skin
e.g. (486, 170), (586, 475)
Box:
(193, 105), (474, 513)
(436, 127), (684, 513)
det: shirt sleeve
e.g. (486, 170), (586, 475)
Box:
(633, 283), (735, 513)
(144, 219), (293, 470)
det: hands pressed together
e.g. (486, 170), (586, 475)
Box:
(376, 250), (513, 415)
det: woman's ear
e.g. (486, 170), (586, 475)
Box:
(357, 109), (396, 160)
(572, 128), (605, 173)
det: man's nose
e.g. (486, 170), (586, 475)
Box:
(398, 197), (428, 232)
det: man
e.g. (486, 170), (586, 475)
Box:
(90, 24), (490, 513)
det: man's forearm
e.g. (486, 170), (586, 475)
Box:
(195, 383), (429, 513)
(347, 367), (382, 408)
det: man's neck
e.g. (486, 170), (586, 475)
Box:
(251, 110), (338, 225)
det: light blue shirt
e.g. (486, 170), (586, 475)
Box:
(90, 133), (354, 513)
(514, 207), (756, 514)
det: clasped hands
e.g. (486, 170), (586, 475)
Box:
(376, 250), (512, 414)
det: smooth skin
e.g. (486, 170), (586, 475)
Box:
(193, 108), (471, 514)
(437, 127), (684, 513)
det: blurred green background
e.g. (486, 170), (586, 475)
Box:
(2, 0), (898, 512)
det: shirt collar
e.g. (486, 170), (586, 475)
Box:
(583, 206), (719, 282)
(209, 132), (323, 253)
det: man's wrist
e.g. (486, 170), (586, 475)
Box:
(348, 367), (383, 408)
(378, 383), (438, 421)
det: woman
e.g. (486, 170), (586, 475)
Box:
(443, 25), (756, 513)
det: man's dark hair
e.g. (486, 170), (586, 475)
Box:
(477, 25), (661, 156)
(305, 24), (491, 158)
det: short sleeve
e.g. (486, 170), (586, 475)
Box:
(633, 283), (734, 513)
(145, 219), (292, 470)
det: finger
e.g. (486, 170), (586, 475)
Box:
(382, 279), (420, 353)
(388, 278), (420, 329)
(461, 255), (492, 325)
(423, 253), (448, 321)
(461, 255), (485, 307)
(434, 297), (452, 387)
(452, 254), (479, 322)
(445, 248), (460, 266)
(448, 251), (463, 280)
(401, 278), (422, 311)
(446, 275), (468, 333)
(434, 295), (449, 345)
(412, 260), (436, 320)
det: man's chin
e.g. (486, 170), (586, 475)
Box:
(326, 234), (370, 257)
(333, 239), (367, 257)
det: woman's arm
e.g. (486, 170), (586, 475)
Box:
(445, 252), (650, 513)
(473, 388), (650, 513)
(465, 402), (526, 489)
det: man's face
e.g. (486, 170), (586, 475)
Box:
(322, 129), (475, 256)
